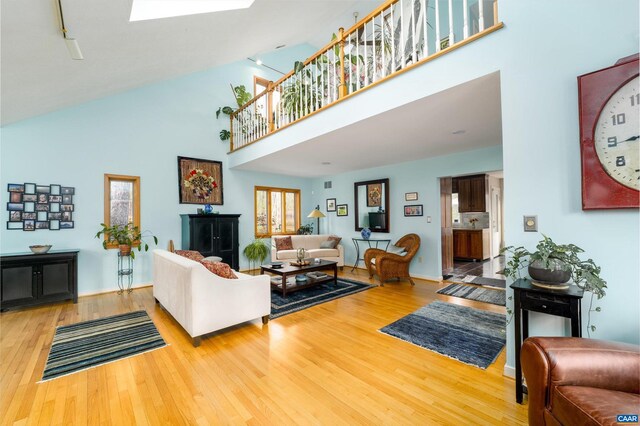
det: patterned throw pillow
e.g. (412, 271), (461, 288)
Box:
(175, 250), (204, 262)
(274, 236), (294, 251)
(200, 260), (238, 279)
(328, 235), (342, 246)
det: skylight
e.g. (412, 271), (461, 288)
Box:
(130, 0), (255, 22)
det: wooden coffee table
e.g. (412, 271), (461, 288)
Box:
(260, 259), (338, 297)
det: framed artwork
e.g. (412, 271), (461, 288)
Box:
(367, 183), (382, 207)
(404, 204), (423, 217)
(5, 183), (74, 230)
(177, 156), (223, 205)
(405, 192), (418, 201)
(326, 198), (337, 212)
(336, 204), (348, 217)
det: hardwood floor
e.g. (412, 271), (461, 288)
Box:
(452, 255), (506, 279)
(0, 269), (527, 425)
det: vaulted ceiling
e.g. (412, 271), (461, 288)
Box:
(0, 0), (377, 125)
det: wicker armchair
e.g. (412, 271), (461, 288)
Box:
(364, 234), (420, 286)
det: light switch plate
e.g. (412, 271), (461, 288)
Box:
(523, 215), (538, 232)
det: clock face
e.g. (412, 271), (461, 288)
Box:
(594, 76), (640, 191)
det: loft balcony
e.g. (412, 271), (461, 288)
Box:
(227, 0), (504, 171)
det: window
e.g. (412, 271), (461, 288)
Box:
(255, 186), (300, 237)
(254, 75), (280, 120)
(104, 174), (140, 248)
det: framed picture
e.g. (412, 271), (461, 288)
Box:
(37, 194), (48, 203)
(62, 212), (72, 221)
(50, 184), (61, 195)
(7, 184), (24, 193)
(7, 203), (24, 211)
(22, 194), (37, 202)
(36, 185), (50, 194)
(62, 195), (72, 204)
(36, 221), (49, 230)
(61, 187), (75, 195)
(9, 211), (21, 222)
(326, 198), (337, 212)
(23, 220), (35, 231)
(60, 221), (74, 229)
(404, 204), (423, 217)
(22, 212), (36, 220)
(10, 192), (22, 203)
(336, 204), (348, 216)
(405, 192), (418, 201)
(48, 195), (62, 203)
(367, 183), (382, 207)
(36, 204), (49, 212)
(61, 204), (73, 212)
(177, 156), (223, 205)
(48, 212), (62, 220)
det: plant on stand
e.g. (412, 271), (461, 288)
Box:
(500, 234), (607, 334)
(95, 222), (158, 259)
(243, 239), (269, 274)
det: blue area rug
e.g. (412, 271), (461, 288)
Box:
(42, 310), (166, 381)
(271, 278), (374, 319)
(437, 283), (506, 306)
(380, 301), (505, 369)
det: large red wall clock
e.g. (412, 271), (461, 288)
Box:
(578, 53), (639, 210)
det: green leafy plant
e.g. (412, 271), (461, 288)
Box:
(296, 223), (314, 235)
(216, 84), (253, 141)
(501, 234), (607, 333)
(243, 239), (269, 273)
(95, 222), (158, 259)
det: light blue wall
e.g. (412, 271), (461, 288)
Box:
(310, 145), (502, 279)
(0, 44), (317, 295)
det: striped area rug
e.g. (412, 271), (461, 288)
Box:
(437, 283), (506, 306)
(42, 310), (166, 382)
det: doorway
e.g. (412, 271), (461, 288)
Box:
(440, 171), (505, 280)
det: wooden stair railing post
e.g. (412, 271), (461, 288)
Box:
(338, 27), (347, 99)
(493, 0), (498, 25)
(229, 113), (235, 151)
(267, 82), (275, 133)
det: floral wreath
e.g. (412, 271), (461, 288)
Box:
(184, 169), (217, 200)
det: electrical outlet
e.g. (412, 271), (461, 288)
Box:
(523, 215), (538, 232)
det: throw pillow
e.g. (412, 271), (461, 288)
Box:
(200, 260), (238, 279)
(387, 245), (407, 255)
(274, 236), (294, 251)
(320, 240), (337, 249)
(175, 250), (205, 262)
(328, 235), (342, 246)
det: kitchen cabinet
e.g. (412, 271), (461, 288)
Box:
(1, 250), (78, 311)
(455, 174), (487, 212)
(453, 229), (490, 261)
(181, 214), (240, 270)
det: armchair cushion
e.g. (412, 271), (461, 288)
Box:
(386, 244), (407, 255)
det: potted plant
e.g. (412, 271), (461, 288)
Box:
(296, 223), (314, 235)
(243, 239), (269, 273)
(95, 222), (158, 259)
(216, 84), (253, 141)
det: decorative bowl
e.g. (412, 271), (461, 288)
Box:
(29, 245), (52, 254)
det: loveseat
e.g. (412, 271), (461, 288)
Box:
(153, 249), (271, 346)
(521, 336), (640, 426)
(271, 234), (344, 267)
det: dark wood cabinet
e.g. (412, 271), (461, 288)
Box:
(1, 250), (78, 311)
(453, 229), (490, 261)
(455, 174), (486, 212)
(180, 214), (240, 270)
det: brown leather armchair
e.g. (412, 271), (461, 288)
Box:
(521, 336), (640, 426)
(364, 233), (420, 286)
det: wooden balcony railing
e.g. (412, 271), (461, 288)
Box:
(230, 0), (503, 152)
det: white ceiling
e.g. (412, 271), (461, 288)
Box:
(0, 0), (378, 125)
(234, 72), (503, 177)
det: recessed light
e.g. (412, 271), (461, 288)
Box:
(321, 162), (331, 165)
(256, 59), (263, 66)
(452, 130), (466, 135)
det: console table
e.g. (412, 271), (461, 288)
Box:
(511, 278), (584, 403)
(0, 250), (79, 311)
(351, 238), (391, 271)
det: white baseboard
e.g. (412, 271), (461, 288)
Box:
(503, 363), (515, 378)
(409, 273), (443, 283)
(78, 283), (152, 298)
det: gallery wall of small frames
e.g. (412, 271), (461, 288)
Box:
(6, 183), (75, 231)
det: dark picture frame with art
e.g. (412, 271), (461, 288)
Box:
(336, 204), (348, 217)
(326, 198), (336, 212)
(367, 183), (382, 207)
(177, 156), (223, 205)
(404, 204), (423, 217)
(5, 183), (74, 231)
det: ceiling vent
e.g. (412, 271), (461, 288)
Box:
(324, 181), (332, 189)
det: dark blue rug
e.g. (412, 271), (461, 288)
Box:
(271, 278), (374, 319)
(380, 301), (505, 369)
(42, 310), (166, 381)
(437, 283), (506, 306)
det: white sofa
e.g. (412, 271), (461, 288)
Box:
(152, 249), (271, 346)
(271, 234), (344, 267)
